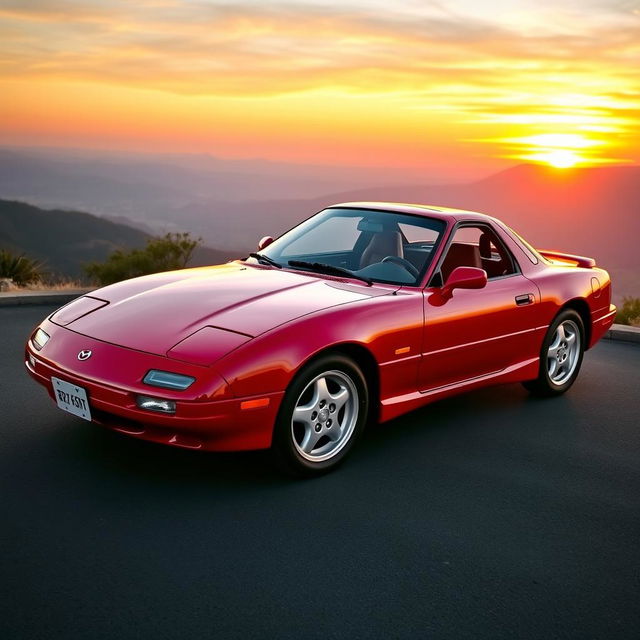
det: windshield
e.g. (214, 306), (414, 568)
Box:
(254, 207), (447, 285)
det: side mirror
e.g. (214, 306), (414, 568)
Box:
(257, 236), (274, 251)
(441, 266), (487, 299)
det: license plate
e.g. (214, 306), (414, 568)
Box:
(52, 376), (92, 422)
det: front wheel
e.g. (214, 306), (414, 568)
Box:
(523, 309), (585, 396)
(271, 355), (369, 476)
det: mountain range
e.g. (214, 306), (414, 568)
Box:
(174, 164), (640, 302)
(0, 146), (637, 301)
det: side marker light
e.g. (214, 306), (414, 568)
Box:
(240, 398), (270, 410)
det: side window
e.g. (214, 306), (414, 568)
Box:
(398, 223), (440, 245)
(438, 224), (517, 283)
(477, 226), (518, 278)
(397, 221), (441, 274)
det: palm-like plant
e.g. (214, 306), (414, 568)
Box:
(0, 249), (45, 286)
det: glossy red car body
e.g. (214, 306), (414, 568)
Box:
(25, 202), (616, 452)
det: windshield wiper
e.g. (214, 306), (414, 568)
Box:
(288, 260), (372, 286)
(248, 252), (282, 268)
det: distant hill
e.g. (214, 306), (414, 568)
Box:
(0, 199), (241, 279)
(1, 152), (637, 301)
(317, 164), (640, 268)
(0, 147), (429, 223)
(178, 164), (639, 301)
(185, 164), (640, 258)
(324, 164), (640, 301)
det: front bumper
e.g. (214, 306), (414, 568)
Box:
(25, 323), (282, 452)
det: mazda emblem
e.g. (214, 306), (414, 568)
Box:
(77, 350), (92, 361)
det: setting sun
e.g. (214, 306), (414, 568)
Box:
(489, 132), (621, 168)
(542, 149), (580, 169)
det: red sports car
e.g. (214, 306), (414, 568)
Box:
(26, 203), (616, 475)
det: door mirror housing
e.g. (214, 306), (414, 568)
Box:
(441, 266), (487, 299)
(257, 236), (274, 251)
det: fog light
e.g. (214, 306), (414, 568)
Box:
(28, 354), (36, 369)
(136, 395), (176, 414)
(32, 328), (50, 350)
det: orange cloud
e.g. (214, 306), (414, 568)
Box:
(0, 0), (638, 169)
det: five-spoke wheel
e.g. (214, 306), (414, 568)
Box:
(272, 355), (369, 476)
(546, 319), (581, 386)
(523, 309), (585, 396)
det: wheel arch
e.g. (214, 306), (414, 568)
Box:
(297, 342), (380, 422)
(559, 297), (591, 348)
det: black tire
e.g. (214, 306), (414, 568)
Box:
(523, 308), (585, 397)
(271, 354), (369, 477)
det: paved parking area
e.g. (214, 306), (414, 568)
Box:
(2, 305), (639, 639)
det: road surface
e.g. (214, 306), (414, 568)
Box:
(2, 305), (639, 639)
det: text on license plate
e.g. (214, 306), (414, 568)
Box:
(51, 376), (92, 422)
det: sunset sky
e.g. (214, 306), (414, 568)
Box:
(0, 0), (638, 176)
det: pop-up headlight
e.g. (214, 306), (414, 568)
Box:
(167, 326), (251, 366)
(50, 296), (108, 326)
(31, 328), (50, 350)
(143, 370), (195, 391)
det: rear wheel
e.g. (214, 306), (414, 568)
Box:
(523, 309), (585, 396)
(272, 354), (369, 476)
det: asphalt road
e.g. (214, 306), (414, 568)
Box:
(2, 305), (639, 640)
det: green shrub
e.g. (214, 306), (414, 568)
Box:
(0, 249), (45, 285)
(84, 232), (201, 286)
(615, 296), (640, 328)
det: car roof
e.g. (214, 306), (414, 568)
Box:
(328, 201), (494, 224)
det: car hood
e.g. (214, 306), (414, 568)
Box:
(55, 262), (393, 356)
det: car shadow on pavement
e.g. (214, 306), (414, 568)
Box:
(47, 417), (286, 488)
(360, 382), (533, 448)
(37, 379), (580, 492)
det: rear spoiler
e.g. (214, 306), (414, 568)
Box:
(538, 250), (596, 269)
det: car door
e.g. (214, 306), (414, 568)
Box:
(419, 222), (540, 391)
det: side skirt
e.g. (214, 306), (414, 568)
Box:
(379, 357), (539, 423)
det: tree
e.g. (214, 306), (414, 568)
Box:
(84, 232), (202, 286)
(0, 249), (45, 285)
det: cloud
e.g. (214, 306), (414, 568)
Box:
(0, 1), (636, 91)
(0, 0), (637, 163)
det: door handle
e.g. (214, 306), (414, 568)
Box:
(515, 293), (535, 306)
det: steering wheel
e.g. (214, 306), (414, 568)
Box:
(381, 256), (419, 278)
